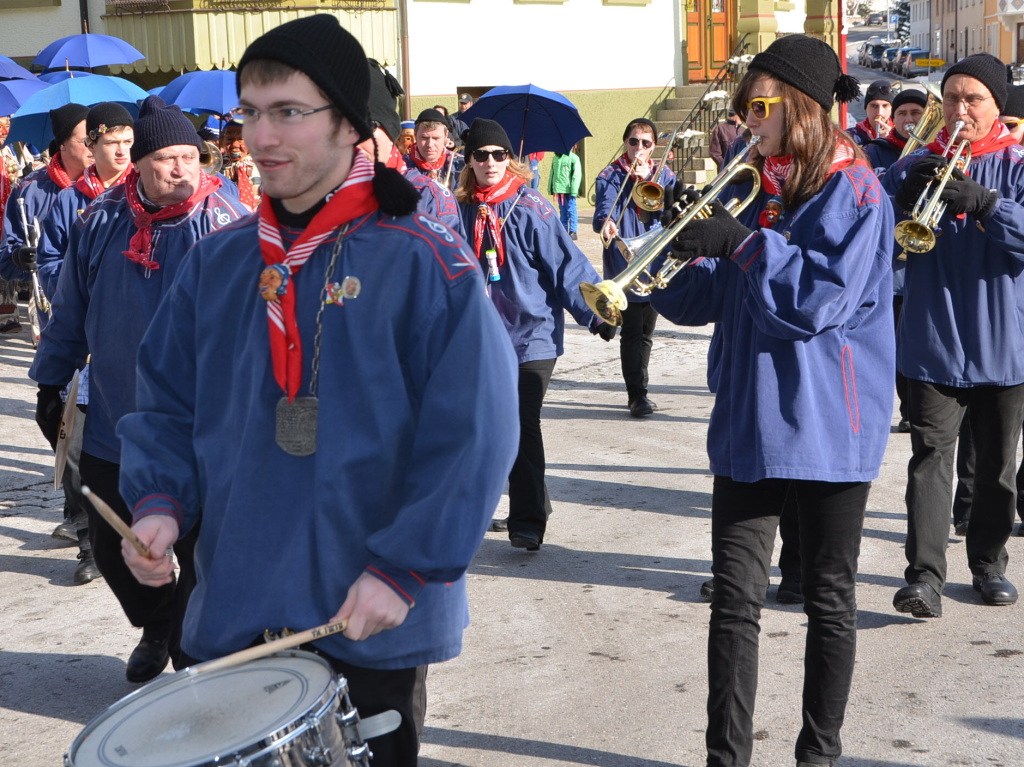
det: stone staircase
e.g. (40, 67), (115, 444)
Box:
(653, 83), (733, 186)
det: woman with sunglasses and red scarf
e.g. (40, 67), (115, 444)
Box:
(456, 118), (613, 552)
(593, 117), (676, 418)
(650, 35), (895, 767)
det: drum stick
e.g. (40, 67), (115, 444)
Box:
(81, 485), (152, 559)
(190, 620), (349, 675)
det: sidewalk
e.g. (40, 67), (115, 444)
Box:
(1, 213), (1022, 766)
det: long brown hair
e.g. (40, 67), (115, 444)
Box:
(732, 73), (865, 210)
(455, 157), (533, 204)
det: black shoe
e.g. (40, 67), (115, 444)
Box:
(973, 573), (1018, 606)
(954, 519), (969, 537)
(699, 578), (714, 601)
(73, 549), (101, 585)
(489, 517), (508, 532)
(893, 581), (942, 617)
(628, 395), (656, 418)
(569, 231), (578, 241)
(52, 510), (88, 542)
(510, 532), (541, 552)
(897, 419), (911, 433)
(126, 635), (170, 683)
(777, 579), (803, 604)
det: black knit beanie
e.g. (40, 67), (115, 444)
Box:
(367, 58), (403, 141)
(1004, 85), (1024, 119)
(49, 103), (89, 154)
(623, 117), (658, 142)
(130, 95), (203, 163)
(86, 102), (133, 143)
(941, 53), (1007, 111)
(464, 118), (513, 155)
(748, 34), (861, 112)
(864, 79), (895, 107)
(892, 88), (928, 112)
(415, 108), (448, 127)
(237, 14), (372, 141)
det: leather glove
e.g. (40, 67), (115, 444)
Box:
(661, 182), (701, 227)
(938, 167), (999, 218)
(895, 155), (947, 213)
(589, 317), (618, 342)
(36, 384), (64, 450)
(668, 200), (752, 261)
(13, 245), (36, 272)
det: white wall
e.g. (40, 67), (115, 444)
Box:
(776, 0), (807, 35)
(910, 0), (930, 49)
(406, 0), (680, 97)
(0, 0), (107, 61)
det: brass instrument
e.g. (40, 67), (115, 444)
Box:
(16, 196), (49, 315)
(580, 136), (762, 326)
(601, 155), (642, 247)
(898, 86), (944, 160)
(630, 129), (675, 214)
(199, 141), (223, 175)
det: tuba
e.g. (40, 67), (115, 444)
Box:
(199, 141), (223, 175)
(898, 84), (944, 160)
(580, 136), (762, 326)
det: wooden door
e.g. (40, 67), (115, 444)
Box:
(686, 0), (733, 81)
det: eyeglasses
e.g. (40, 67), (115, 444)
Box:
(746, 96), (784, 120)
(627, 137), (654, 149)
(1002, 120), (1021, 131)
(228, 104), (334, 125)
(941, 94), (992, 110)
(471, 149), (510, 163)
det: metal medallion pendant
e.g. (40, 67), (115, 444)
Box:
(275, 396), (318, 456)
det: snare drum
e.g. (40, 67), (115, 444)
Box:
(65, 650), (369, 767)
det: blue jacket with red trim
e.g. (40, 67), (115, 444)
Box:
(0, 168), (65, 282)
(650, 161), (895, 483)
(29, 182), (250, 463)
(116, 209), (519, 669)
(881, 145), (1024, 386)
(404, 166), (466, 238)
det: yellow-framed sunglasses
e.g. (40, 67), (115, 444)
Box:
(746, 96), (784, 120)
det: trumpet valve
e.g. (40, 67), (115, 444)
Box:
(580, 281), (629, 327)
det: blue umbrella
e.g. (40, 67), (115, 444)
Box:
(0, 55), (35, 81)
(38, 70), (98, 84)
(458, 84), (591, 156)
(158, 70), (236, 116)
(8, 75), (148, 147)
(0, 78), (48, 117)
(33, 33), (144, 70)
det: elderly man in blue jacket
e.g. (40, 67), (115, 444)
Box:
(30, 95), (250, 683)
(882, 54), (1024, 618)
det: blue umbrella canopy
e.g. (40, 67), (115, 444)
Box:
(0, 78), (49, 117)
(33, 33), (144, 70)
(8, 75), (147, 147)
(38, 70), (98, 84)
(158, 70), (236, 116)
(459, 84), (591, 156)
(0, 55), (35, 81)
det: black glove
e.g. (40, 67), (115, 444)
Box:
(668, 200), (752, 261)
(596, 321), (617, 342)
(938, 167), (999, 218)
(895, 155), (947, 213)
(661, 182), (701, 227)
(36, 384), (64, 450)
(13, 245), (37, 272)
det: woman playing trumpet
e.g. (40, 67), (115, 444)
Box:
(593, 118), (676, 417)
(649, 35), (895, 767)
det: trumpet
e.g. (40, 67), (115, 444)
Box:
(894, 120), (969, 255)
(580, 136), (762, 326)
(898, 86), (944, 160)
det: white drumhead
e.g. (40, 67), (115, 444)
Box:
(68, 651), (335, 767)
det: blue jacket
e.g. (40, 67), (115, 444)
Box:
(116, 210), (519, 668)
(36, 185), (90, 300)
(0, 168), (66, 282)
(593, 162), (676, 303)
(881, 145), (1024, 386)
(405, 167), (466, 238)
(29, 183), (250, 463)
(863, 139), (906, 295)
(651, 161), (895, 483)
(458, 185), (600, 363)
(404, 151), (464, 190)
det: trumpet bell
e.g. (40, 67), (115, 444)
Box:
(580, 280), (629, 326)
(894, 219), (937, 253)
(199, 141), (223, 175)
(631, 180), (664, 212)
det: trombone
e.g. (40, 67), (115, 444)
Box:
(894, 120), (969, 255)
(600, 155), (642, 247)
(580, 136), (762, 326)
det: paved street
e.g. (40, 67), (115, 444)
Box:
(2, 211), (1023, 767)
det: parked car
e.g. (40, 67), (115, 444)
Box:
(866, 43), (890, 68)
(867, 11), (885, 24)
(901, 49), (933, 77)
(881, 47), (902, 71)
(890, 46), (920, 75)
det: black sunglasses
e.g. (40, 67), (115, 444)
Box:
(627, 137), (654, 149)
(472, 149), (510, 163)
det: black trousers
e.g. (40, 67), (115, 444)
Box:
(619, 301), (658, 401)
(893, 297), (909, 421)
(507, 359), (555, 542)
(78, 451), (196, 667)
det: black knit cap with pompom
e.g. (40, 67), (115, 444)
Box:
(238, 14), (418, 216)
(749, 34), (860, 112)
(941, 53), (1008, 111)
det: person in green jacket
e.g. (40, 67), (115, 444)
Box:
(548, 146), (581, 239)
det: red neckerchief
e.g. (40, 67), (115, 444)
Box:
(614, 153), (651, 182)
(122, 168), (222, 270)
(926, 121), (1018, 162)
(74, 163), (130, 200)
(472, 171), (526, 268)
(259, 150), (378, 402)
(884, 132), (908, 151)
(227, 160), (259, 212)
(409, 144), (448, 179)
(386, 144), (405, 171)
(758, 143), (857, 227)
(47, 152), (74, 189)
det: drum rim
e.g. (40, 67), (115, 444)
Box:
(65, 649), (340, 767)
